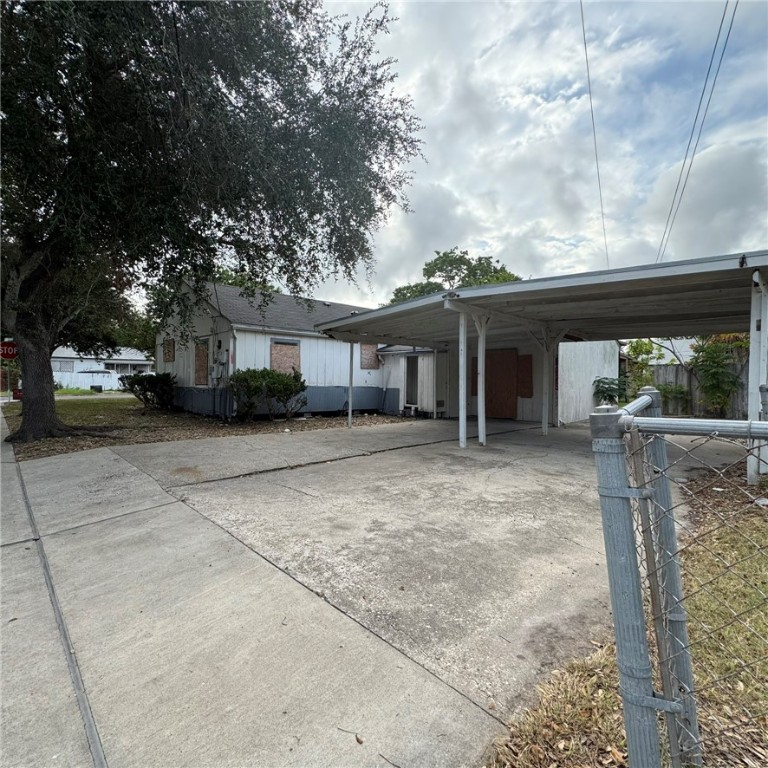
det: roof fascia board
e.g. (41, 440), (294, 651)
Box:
(454, 250), (768, 304)
(231, 323), (328, 339)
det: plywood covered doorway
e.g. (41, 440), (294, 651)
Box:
(472, 348), (520, 419)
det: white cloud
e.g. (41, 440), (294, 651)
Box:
(315, 0), (767, 308)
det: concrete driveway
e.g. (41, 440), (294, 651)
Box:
(2, 418), (614, 767)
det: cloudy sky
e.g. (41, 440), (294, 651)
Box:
(315, 0), (767, 307)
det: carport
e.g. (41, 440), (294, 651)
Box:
(318, 251), (768, 475)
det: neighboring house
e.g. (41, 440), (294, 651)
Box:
(378, 340), (619, 424)
(154, 284), (389, 417)
(51, 347), (154, 390)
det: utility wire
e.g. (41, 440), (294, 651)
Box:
(656, 0), (739, 263)
(579, 0), (610, 269)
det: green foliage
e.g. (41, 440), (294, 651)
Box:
(212, 268), (283, 295)
(1, 0), (421, 440)
(114, 308), (158, 356)
(119, 373), (176, 410)
(656, 382), (690, 413)
(230, 368), (308, 421)
(624, 339), (664, 398)
(690, 337), (744, 417)
(388, 247), (521, 304)
(388, 281), (446, 304)
(593, 377), (620, 405)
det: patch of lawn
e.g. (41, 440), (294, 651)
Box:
(487, 462), (767, 768)
(1, 398), (403, 461)
(54, 387), (106, 395)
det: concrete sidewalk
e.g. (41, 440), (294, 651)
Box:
(1, 418), (504, 768)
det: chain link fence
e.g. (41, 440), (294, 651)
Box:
(591, 387), (768, 767)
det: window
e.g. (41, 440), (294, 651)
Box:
(59, 360), (74, 372)
(360, 343), (380, 370)
(163, 338), (175, 363)
(270, 339), (300, 374)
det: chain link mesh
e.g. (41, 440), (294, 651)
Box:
(625, 430), (767, 767)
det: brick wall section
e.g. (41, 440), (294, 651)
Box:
(360, 343), (380, 369)
(271, 340), (300, 373)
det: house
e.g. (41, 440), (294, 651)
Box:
(154, 284), (390, 417)
(156, 282), (621, 421)
(51, 346), (154, 390)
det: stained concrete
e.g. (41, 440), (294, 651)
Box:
(112, 419), (533, 488)
(42, 501), (498, 767)
(20, 448), (176, 535)
(175, 427), (611, 719)
(0, 543), (92, 768)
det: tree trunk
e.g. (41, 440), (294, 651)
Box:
(5, 332), (71, 442)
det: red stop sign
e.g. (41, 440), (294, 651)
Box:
(1, 342), (18, 360)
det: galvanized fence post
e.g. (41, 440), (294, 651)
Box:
(640, 387), (702, 765)
(590, 405), (662, 768)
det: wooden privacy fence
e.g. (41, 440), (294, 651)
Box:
(651, 364), (748, 419)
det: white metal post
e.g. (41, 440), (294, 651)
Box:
(433, 348), (438, 419)
(748, 272), (768, 483)
(541, 341), (550, 436)
(347, 341), (354, 429)
(474, 315), (489, 446)
(459, 312), (467, 448)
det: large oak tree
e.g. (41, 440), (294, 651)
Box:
(1, 0), (421, 441)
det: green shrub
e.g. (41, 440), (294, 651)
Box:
(229, 367), (307, 420)
(690, 341), (742, 417)
(270, 367), (308, 419)
(593, 376), (620, 405)
(120, 372), (176, 409)
(657, 382), (690, 413)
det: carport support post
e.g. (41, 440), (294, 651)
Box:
(433, 348), (438, 419)
(347, 342), (354, 429)
(459, 311), (467, 448)
(590, 406), (662, 768)
(473, 314), (490, 446)
(748, 269), (768, 483)
(540, 341), (557, 436)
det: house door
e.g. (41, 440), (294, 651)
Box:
(485, 348), (518, 419)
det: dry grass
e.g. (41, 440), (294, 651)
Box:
(2, 398), (403, 461)
(487, 462), (767, 768)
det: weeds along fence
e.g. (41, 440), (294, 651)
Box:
(590, 387), (767, 768)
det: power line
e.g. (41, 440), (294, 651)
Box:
(656, 0), (739, 263)
(579, 0), (610, 269)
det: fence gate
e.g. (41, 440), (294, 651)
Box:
(591, 387), (768, 767)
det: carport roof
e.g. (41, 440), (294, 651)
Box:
(317, 250), (768, 346)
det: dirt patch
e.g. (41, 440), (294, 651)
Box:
(2, 399), (404, 461)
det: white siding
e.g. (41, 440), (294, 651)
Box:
(156, 311), (232, 387)
(233, 331), (384, 389)
(558, 340), (619, 424)
(380, 355), (405, 411)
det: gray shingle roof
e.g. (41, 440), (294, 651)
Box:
(205, 283), (369, 334)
